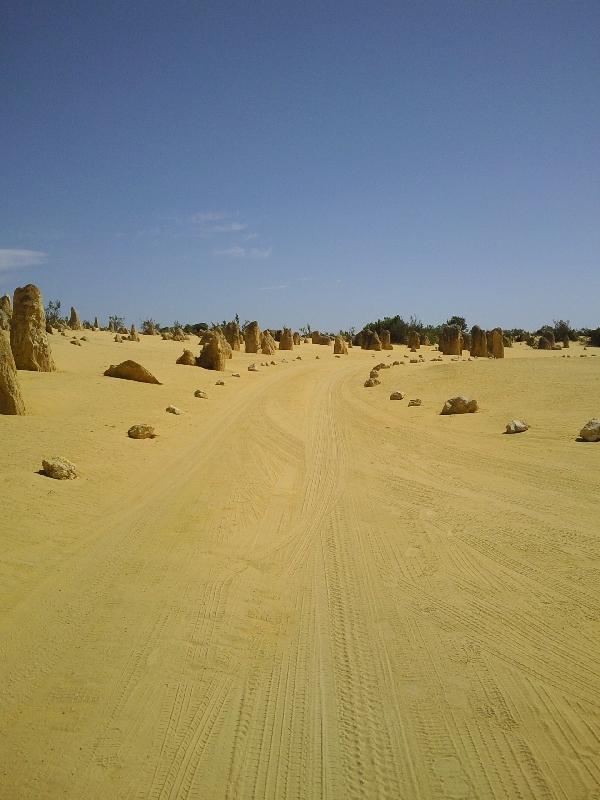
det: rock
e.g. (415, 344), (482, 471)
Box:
(562, 336), (570, 348)
(232, 372), (241, 378)
(293, 332), (301, 345)
(166, 405), (182, 415)
(197, 331), (228, 371)
(244, 321), (261, 353)
(441, 396), (478, 415)
(506, 419), (529, 434)
(70, 339), (82, 346)
(215, 379), (225, 386)
(364, 377), (381, 387)
(223, 321), (243, 350)
(80, 336), (88, 342)
(470, 325), (488, 358)
(0, 295), (11, 331)
(352, 331), (363, 347)
(248, 363), (258, 371)
(488, 327), (504, 359)
(10, 284), (56, 371)
(408, 399), (421, 406)
(45, 321), (53, 334)
(0, 332), (26, 414)
(279, 327), (294, 350)
(538, 336), (552, 350)
(369, 369), (380, 379)
(176, 349), (196, 366)
(334, 335), (348, 354)
(261, 330), (277, 355)
(114, 334), (123, 342)
(407, 330), (420, 350)
(311, 331), (321, 344)
(42, 456), (77, 480)
(171, 326), (187, 342)
(421, 335), (430, 346)
(104, 360), (161, 384)
(69, 306), (82, 330)
(439, 325), (462, 356)
(161, 330), (173, 340)
(194, 389), (208, 398)
(361, 329), (382, 351)
(128, 324), (141, 342)
(392, 360), (400, 366)
(580, 419), (600, 442)
(381, 330), (393, 350)
(390, 391), (405, 400)
(128, 423), (156, 439)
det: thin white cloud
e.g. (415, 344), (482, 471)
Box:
(214, 245), (272, 259)
(0, 249), (47, 272)
(191, 211), (248, 236)
(259, 284), (287, 291)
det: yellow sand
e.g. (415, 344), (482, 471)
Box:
(1, 332), (599, 799)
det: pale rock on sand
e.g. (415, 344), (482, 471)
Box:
(166, 405), (182, 415)
(579, 419), (600, 442)
(176, 349), (196, 366)
(215, 379), (225, 385)
(441, 396), (478, 415)
(390, 391), (405, 400)
(69, 306), (82, 330)
(104, 360), (161, 384)
(261, 330), (277, 355)
(506, 419), (529, 434)
(194, 389), (208, 398)
(128, 324), (141, 342)
(10, 284), (56, 372)
(197, 331), (227, 371)
(279, 327), (294, 350)
(248, 363), (258, 372)
(42, 456), (78, 480)
(0, 332), (26, 415)
(244, 321), (261, 353)
(334, 336), (348, 354)
(128, 424), (156, 439)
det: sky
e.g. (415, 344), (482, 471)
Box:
(1, 0), (599, 332)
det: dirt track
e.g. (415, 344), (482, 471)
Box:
(1, 334), (599, 799)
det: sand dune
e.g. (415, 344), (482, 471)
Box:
(1, 331), (599, 799)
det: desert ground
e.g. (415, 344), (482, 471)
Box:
(1, 331), (599, 800)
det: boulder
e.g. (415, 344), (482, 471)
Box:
(352, 331), (363, 347)
(128, 324), (141, 342)
(579, 419), (600, 442)
(248, 363), (258, 371)
(261, 330), (277, 355)
(390, 391), (405, 400)
(407, 330), (420, 350)
(104, 360), (161, 384)
(441, 396), (478, 415)
(166, 405), (182, 415)
(311, 331), (321, 344)
(69, 306), (82, 330)
(244, 321), (261, 353)
(10, 284), (55, 371)
(0, 295), (12, 331)
(171, 326), (187, 342)
(279, 327), (294, 350)
(381, 330), (393, 350)
(42, 456), (77, 480)
(408, 399), (421, 406)
(364, 377), (380, 387)
(176, 349), (196, 366)
(506, 419), (529, 434)
(538, 336), (552, 350)
(362, 330), (382, 351)
(439, 325), (462, 356)
(488, 327), (504, 359)
(128, 424), (156, 439)
(194, 389), (208, 398)
(470, 325), (488, 358)
(0, 332), (26, 414)
(293, 332), (301, 345)
(333, 336), (348, 354)
(197, 331), (227, 371)
(224, 321), (242, 351)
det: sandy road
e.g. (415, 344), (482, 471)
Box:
(1, 342), (600, 799)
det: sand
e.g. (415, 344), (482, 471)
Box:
(1, 332), (599, 799)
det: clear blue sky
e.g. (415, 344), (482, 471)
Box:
(1, 1), (599, 331)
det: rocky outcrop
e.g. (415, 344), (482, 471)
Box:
(352, 331), (363, 347)
(0, 332), (26, 414)
(197, 331), (227, 371)
(381, 330), (393, 350)
(69, 306), (82, 330)
(244, 321), (261, 353)
(439, 325), (462, 356)
(361, 330), (382, 351)
(293, 332), (301, 345)
(260, 330), (277, 355)
(104, 360), (161, 384)
(0, 295), (12, 331)
(176, 349), (196, 365)
(128, 423), (156, 439)
(42, 456), (78, 480)
(333, 336), (348, 354)
(488, 327), (504, 359)
(224, 321), (242, 350)
(10, 284), (55, 371)
(441, 396), (478, 415)
(128, 324), (140, 342)
(470, 325), (488, 358)
(580, 419), (600, 442)
(279, 327), (294, 350)
(407, 330), (420, 350)
(171, 326), (187, 342)
(311, 331), (321, 344)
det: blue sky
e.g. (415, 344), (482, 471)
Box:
(1, 1), (598, 331)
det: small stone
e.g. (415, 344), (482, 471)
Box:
(194, 389), (208, 398)
(248, 363), (258, 371)
(166, 405), (182, 415)
(364, 377), (381, 387)
(128, 424), (156, 439)
(42, 456), (77, 480)
(506, 419), (529, 434)
(408, 399), (421, 407)
(390, 392), (405, 400)
(232, 372), (241, 378)
(70, 339), (82, 346)
(215, 380), (225, 386)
